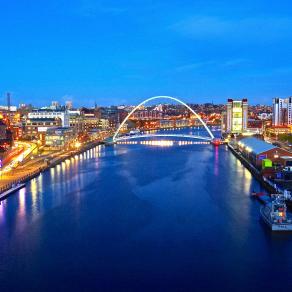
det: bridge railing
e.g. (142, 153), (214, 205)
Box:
(115, 133), (213, 142)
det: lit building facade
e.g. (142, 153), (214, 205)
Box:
(28, 109), (70, 127)
(272, 97), (292, 126)
(132, 110), (163, 120)
(45, 127), (74, 149)
(225, 99), (248, 133)
(24, 118), (62, 141)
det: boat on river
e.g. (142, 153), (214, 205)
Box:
(211, 138), (226, 146)
(260, 197), (292, 231)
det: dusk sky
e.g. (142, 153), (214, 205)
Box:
(1, 0), (292, 107)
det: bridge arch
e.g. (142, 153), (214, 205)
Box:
(113, 96), (215, 142)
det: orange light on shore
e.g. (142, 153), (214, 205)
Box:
(75, 141), (81, 148)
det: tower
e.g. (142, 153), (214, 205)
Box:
(226, 98), (248, 133)
(272, 97), (292, 126)
(6, 92), (11, 127)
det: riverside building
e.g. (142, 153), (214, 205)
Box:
(237, 137), (292, 168)
(45, 127), (74, 149)
(28, 109), (70, 127)
(24, 118), (62, 141)
(222, 99), (248, 134)
(272, 97), (292, 126)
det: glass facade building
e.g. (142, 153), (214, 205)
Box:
(226, 99), (248, 133)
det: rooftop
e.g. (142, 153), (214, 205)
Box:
(238, 137), (277, 155)
(46, 127), (72, 133)
(31, 109), (66, 112)
(280, 156), (292, 160)
(28, 118), (61, 122)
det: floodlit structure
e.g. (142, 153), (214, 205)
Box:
(225, 99), (248, 133)
(113, 96), (215, 142)
(238, 137), (291, 167)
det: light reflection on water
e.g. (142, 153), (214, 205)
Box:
(18, 188), (26, 218)
(214, 146), (219, 176)
(0, 145), (105, 224)
(30, 178), (38, 204)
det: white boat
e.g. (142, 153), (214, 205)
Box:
(0, 183), (26, 201)
(260, 198), (292, 231)
(129, 129), (141, 135)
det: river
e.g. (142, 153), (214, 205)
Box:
(0, 128), (292, 291)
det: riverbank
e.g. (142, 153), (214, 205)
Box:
(0, 140), (102, 198)
(228, 143), (279, 194)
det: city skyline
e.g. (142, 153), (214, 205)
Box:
(0, 93), (286, 108)
(1, 0), (292, 106)
(2, 2), (292, 291)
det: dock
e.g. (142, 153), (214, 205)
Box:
(0, 183), (26, 201)
(228, 143), (279, 194)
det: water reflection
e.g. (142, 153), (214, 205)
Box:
(214, 146), (219, 176)
(50, 167), (55, 180)
(243, 168), (252, 194)
(0, 200), (5, 223)
(31, 178), (38, 204)
(17, 188), (26, 226)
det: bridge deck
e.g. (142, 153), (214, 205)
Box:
(115, 134), (213, 141)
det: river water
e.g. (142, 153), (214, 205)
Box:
(0, 129), (292, 291)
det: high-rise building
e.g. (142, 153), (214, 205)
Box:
(65, 101), (73, 110)
(51, 101), (60, 110)
(272, 97), (292, 126)
(225, 99), (248, 133)
(0, 120), (7, 140)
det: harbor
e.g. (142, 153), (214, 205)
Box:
(228, 138), (292, 232)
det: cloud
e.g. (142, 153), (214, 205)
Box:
(175, 58), (250, 72)
(171, 16), (292, 43)
(61, 94), (74, 102)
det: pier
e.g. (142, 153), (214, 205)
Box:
(228, 143), (279, 194)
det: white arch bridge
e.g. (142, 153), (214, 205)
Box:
(113, 96), (215, 143)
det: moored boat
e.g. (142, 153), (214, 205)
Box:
(211, 138), (225, 146)
(260, 197), (292, 231)
(250, 191), (272, 204)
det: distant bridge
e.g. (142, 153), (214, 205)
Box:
(113, 96), (215, 142)
(115, 133), (213, 142)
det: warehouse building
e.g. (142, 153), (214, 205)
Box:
(237, 137), (292, 168)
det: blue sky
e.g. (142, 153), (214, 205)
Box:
(1, 0), (292, 107)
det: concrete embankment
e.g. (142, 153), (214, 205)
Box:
(0, 168), (45, 197)
(228, 143), (278, 194)
(48, 141), (102, 168)
(0, 141), (102, 197)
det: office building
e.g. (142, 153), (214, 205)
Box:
(45, 127), (74, 149)
(24, 118), (62, 140)
(28, 109), (70, 127)
(272, 97), (292, 126)
(225, 99), (248, 133)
